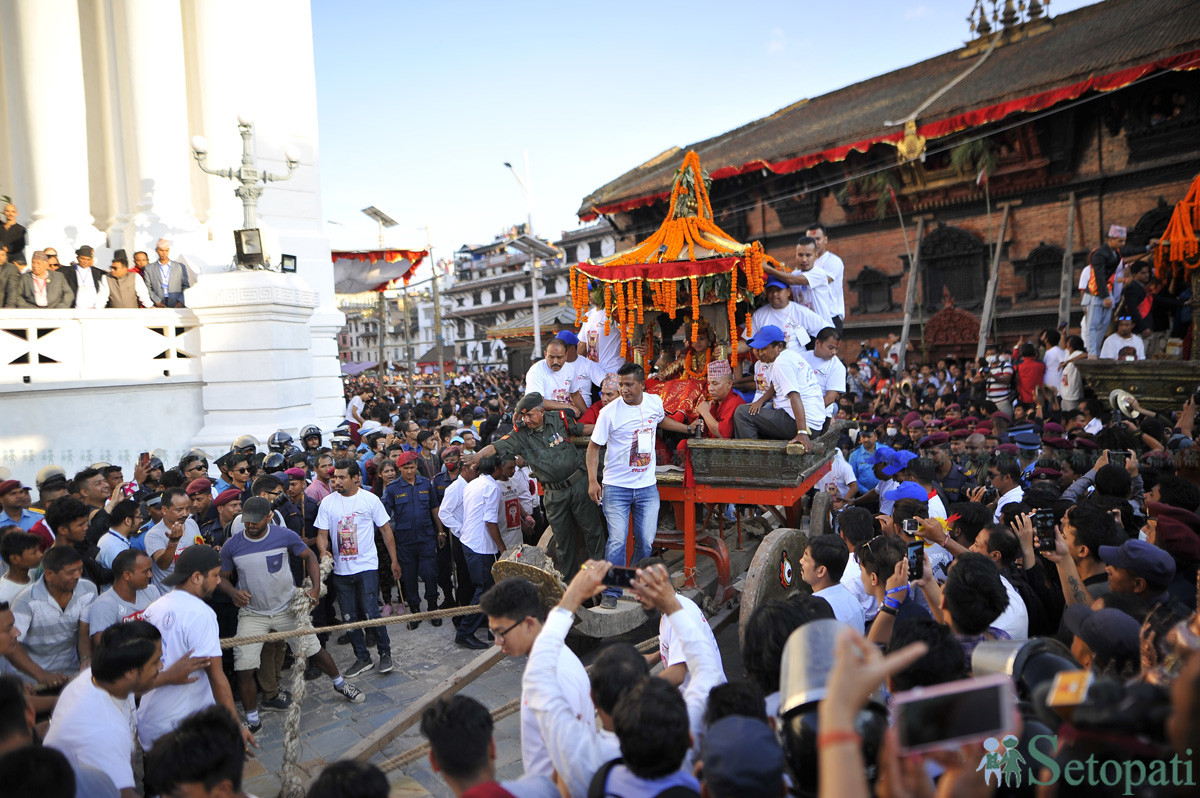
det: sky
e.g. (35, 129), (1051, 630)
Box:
(311, 0), (1099, 268)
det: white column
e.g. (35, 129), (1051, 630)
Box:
(112, 0), (196, 241)
(186, 271), (320, 450)
(3, 0), (102, 252)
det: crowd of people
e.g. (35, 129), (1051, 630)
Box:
(1, 215), (1199, 797)
(0, 202), (194, 309)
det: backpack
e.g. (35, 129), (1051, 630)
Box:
(586, 758), (700, 798)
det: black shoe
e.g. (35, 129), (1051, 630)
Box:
(408, 620), (421, 630)
(431, 617), (443, 627)
(304, 664), (322, 681)
(337, 633), (351, 645)
(260, 691), (292, 711)
(455, 635), (488, 650)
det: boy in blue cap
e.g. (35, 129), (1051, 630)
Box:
(733, 325), (825, 447)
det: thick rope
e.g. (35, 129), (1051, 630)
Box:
(378, 698), (523, 772)
(279, 555), (334, 798)
(376, 635), (663, 775)
(220, 603), (481, 649)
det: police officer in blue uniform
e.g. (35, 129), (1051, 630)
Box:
(383, 451), (443, 629)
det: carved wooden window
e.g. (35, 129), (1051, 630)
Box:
(854, 266), (894, 314)
(1014, 243), (1064, 301)
(920, 225), (987, 311)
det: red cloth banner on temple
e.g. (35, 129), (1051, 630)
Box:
(330, 249), (429, 293)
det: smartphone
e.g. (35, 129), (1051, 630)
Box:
(1046, 670), (1094, 708)
(139, 452), (150, 468)
(906, 540), (924, 581)
(601, 566), (638, 588)
(893, 673), (1016, 754)
(1033, 508), (1057, 554)
(1109, 450), (1129, 467)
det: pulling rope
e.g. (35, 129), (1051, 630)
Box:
(220, 602), (481, 648)
(375, 634), (663, 775)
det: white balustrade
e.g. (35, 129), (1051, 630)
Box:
(0, 309), (202, 386)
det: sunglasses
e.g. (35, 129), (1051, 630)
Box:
(232, 467), (250, 474)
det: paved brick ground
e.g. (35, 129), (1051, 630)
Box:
(240, 605), (745, 797)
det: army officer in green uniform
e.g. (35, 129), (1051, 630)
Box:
(471, 392), (604, 578)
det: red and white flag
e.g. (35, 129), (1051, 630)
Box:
(976, 167), (989, 187)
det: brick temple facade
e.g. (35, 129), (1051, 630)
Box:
(577, 0), (1200, 358)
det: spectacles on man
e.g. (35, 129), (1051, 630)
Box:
(186, 462), (207, 473)
(488, 617), (524, 641)
(233, 467), (250, 474)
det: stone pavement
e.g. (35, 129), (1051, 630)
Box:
(241, 617), (527, 798)
(240, 607), (746, 798)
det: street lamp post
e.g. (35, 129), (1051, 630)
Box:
(504, 155), (541, 354)
(362, 207), (400, 381)
(191, 115), (299, 232)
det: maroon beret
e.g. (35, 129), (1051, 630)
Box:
(213, 488), (242, 507)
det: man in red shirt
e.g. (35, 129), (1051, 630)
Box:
(1012, 342), (1046, 406)
(578, 372), (619, 428)
(695, 360), (745, 439)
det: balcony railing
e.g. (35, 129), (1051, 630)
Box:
(0, 309), (202, 386)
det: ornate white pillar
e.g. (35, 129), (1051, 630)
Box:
(3, 0), (102, 252)
(186, 271), (321, 450)
(111, 0), (196, 243)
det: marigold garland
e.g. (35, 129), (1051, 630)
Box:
(565, 150), (787, 372)
(604, 283), (612, 336)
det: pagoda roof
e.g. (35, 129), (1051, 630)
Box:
(578, 0), (1200, 220)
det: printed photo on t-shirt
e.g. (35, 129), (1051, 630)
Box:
(628, 426), (653, 469)
(336, 514), (359, 559)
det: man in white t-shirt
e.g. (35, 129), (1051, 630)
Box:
(344, 385), (373, 443)
(495, 454), (534, 550)
(578, 296), (625, 373)
(144, 487), (202, 589)
(315, 460), (401, 677)
(762, 235), (837, 328)
(81, 549), (161, 646)
(557, 330), (606, 403)
(806, 222), (846, 333)
(802, 327), (847, 418)
(1099, 315), (1146, 361)
(136, 545), (255, 750)
(524, 339), (584, 413)
(733, 325), (825, 445)
(800, 536), (865, 633)
(742, 276), (824, 354)
(44, 620), (164, 795)
(480, 576), (594, 781)
(454, 456), (506, 649)
(587, 363), (694, 608)
(1040, 329), (1067, 395)
(632, 555), (724, 690)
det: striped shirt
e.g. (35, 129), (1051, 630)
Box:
(11, 577), (97, 675)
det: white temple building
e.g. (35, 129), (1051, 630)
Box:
(0, 0), (344, 485)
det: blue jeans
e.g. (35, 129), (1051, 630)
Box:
(602, 484), (659, 595)
(1082, 294), (1111, 356)
(331, 570), (390, 662)
(458, 546), (498, 639)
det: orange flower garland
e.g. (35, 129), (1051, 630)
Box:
(604, 283), (612, 336)
(728, 266), (739, 367)
(565, 150), (784, 371)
